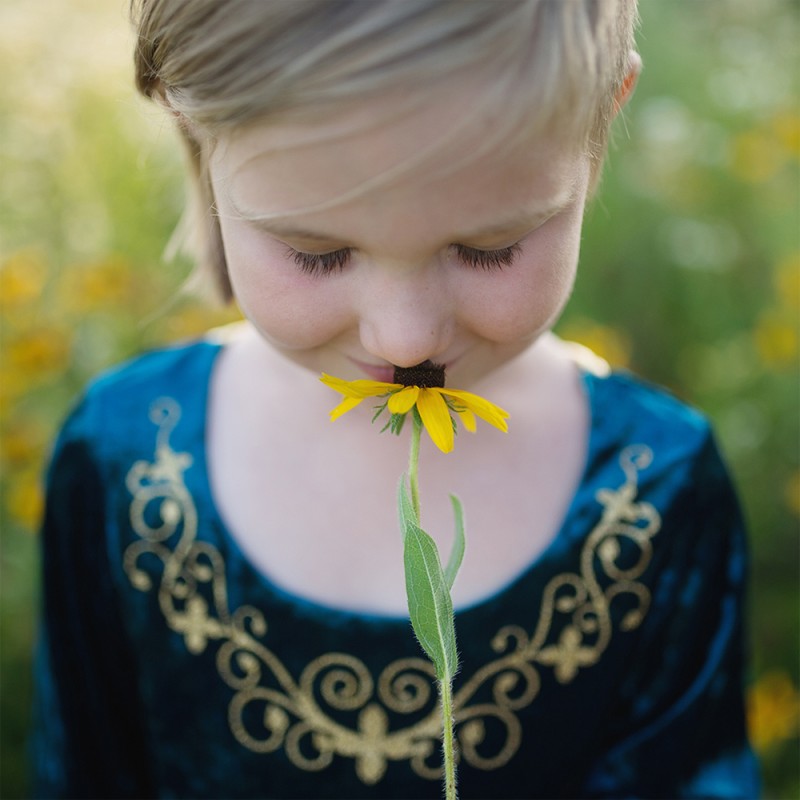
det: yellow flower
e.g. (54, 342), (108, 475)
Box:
(0, 249), (47, 314)
(6, 469), (44, 532)
(558, 319), (631, 368)
(747, 670), (800, 752)
(754, 311), (798, 367)
(320, 370), (509, 454)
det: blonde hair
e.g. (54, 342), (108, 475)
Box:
(132, 0), (638, 303)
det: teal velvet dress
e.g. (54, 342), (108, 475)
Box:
(32, 337), (759, 799)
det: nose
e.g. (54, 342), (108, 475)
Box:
(357, 265), (454, 368)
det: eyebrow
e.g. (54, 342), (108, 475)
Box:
(465, 177), (585, 239)
(223, 198), (345, 243)
(250, 224), (345, 243)
(456, 204), (567, 240)
(227, 188), (575, 245)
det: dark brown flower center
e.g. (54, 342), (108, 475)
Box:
(393, 360), (446, 388)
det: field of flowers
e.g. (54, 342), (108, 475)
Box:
(1, 0), (798, 796)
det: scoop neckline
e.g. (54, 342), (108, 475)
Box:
(193, 337), (608, 625)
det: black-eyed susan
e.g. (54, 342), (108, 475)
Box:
(321, 361), (503, 798)
(320, 361), (509, 453)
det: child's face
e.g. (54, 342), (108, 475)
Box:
(209, 82), (590, 388)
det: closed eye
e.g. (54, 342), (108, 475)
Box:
(286, 242), (522, 277)
(286, 247), (352, 276)
(452, 243), (522, 271)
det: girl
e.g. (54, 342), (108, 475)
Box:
(33, 1), (759, 797)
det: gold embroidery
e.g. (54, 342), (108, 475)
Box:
(124, 398), (661, 784)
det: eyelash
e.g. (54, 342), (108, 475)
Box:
(287, 243), (522, 277)
(287, 248), (352, 276)
(452, 243), (522, 271)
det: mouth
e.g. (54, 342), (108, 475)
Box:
(347, 358), (397, 383)
(348, 356), (460, 383)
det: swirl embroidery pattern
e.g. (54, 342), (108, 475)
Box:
(124, 398), (661, 784)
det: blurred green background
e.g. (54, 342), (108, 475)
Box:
(1, 0), (797, 796)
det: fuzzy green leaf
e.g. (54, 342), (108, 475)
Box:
(401, 520), (459, 681)
(444, 494), (466, 590)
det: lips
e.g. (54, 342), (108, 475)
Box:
(347, 358), (397, 383)
(348, 356), (459, 383)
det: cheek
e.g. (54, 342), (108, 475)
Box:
(461, 218), (581, 342)
(220, 223), (351, 349)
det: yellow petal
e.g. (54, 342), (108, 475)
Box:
(330, 396), (363, 421)
(387, 386), (419, 414)
(454, 407), (477, 433)
(416, 389), (454, 453)
(320, 373), (400, 399)
(439, 388), (509, 433)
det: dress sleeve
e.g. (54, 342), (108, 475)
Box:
(31, 399), (156, 799)
(582, 431), (760, 799)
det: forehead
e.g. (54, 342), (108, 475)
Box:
(210, 77), (587, 243)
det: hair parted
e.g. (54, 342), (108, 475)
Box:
(131, 0), (638, 303)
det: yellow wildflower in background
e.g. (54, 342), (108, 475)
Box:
(559, 319), (632, 368)
(729, 131), (782, 183)
(154, 303), (243, 343)
(0, 419), (47, 469)
(0, 250), (47, 314)
(751, 253), (800, 369)
(60, 257), (138, 313)
(729, 112), (800, 185)
(772, 111), (800, 158)
(5, 469), (44, 532)
(775, 253), (800, 313)
(747, 671), (800, 753)
(5, 327), (72, 379)
(754, 311), (798, 368)
(320, 365), (508, 454)
(784, 470), (800, 518)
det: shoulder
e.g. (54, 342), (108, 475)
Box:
(591, 370), (746, 564)
(579, 367), (743, 531)
(556, 339), (711, 457)
(586, 367), (714, 458)
(51, 335), (222, 473)
(88, 335), (222, 406)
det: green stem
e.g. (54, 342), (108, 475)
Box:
(406, 410), (458, 799)
(440, 676), (457, 800)
(408, 412), (422, 520)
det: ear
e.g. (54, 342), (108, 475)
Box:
(614, 51), (642, 113)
